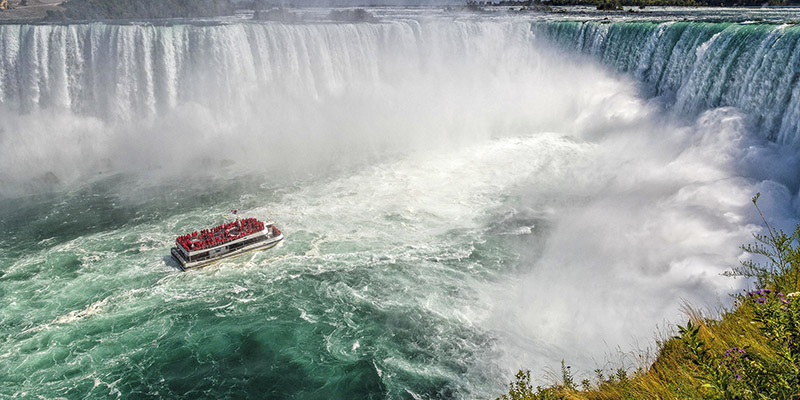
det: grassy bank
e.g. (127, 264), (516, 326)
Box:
(497, 194), (800, 399)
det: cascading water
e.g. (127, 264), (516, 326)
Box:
(532, 21), (800, 145)
(1, 10), (799, 399)
(0, 20), (580, 192)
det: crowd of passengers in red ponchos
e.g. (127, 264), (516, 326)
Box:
(176, 218), (266, 252)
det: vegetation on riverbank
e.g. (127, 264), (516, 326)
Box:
(46, 0), (235, 20)
(469, 0), (800, 9)
(497, 193), (800, 399)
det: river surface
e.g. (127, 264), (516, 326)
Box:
(1, 7), (800, 399)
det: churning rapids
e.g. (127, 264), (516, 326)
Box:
(2, 7), (800, 399)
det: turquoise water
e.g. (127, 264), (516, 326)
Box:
(0, 144), (544, 398)
(2, 9), (800, 399)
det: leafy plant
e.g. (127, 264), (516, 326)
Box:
(677, 320), (737, 399)
(727, 193), (800, 293)
(561, 360), (576, 391)
(496, 370), (561, 400)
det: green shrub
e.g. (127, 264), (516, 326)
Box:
(676, 193), (800, 399)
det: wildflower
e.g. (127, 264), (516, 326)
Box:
(758, 297), (767, 304)
(722, 347), (746, 360)
(781, 298), (789, 304)
(734, 373), (742, 381)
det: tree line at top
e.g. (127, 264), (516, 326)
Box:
(466, 0), (799, 8)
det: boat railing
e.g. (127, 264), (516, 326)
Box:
(176, 217), (267, 252)
(186, 234), (269, 263)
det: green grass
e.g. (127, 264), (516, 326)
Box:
(497, 194), (800, 400)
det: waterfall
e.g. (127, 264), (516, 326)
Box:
(0, 21), (540, 121)
(2, 14), (800, 398)
(0, 20), (552, 190)
(533, 21), (800, 146)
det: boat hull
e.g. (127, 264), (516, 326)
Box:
(171, 233), (283, 271)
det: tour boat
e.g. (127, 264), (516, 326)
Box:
(171, 217), (284, 271)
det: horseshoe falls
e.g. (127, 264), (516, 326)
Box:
(1, 10), (799, 399)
